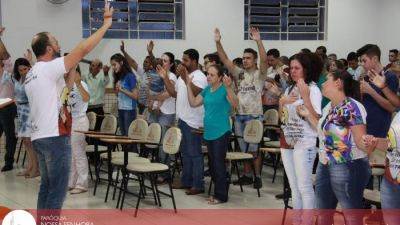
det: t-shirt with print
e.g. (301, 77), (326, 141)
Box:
(231, 66), (267, 115)
(118, 72), (137, 110)
(135, 66), (148, 106)
(159, 72), (177, 115)
(318, 98), (367, 164)
(384, 113), (400, 185)
(201, 85), (231, 140)
(69, 81), (89, 119)
(280, 83), (322, 148)
(362, 70), (399, 138)
(24, 57), (68, 141)
(175, 69), (208, 129)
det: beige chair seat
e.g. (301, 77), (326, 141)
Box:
(111, 156), (150, 166)
(263, 141), (280, 148)
(86, 145), (108, 153)
(126, 162), (169, 173)
(260, 147), (281, 153)
(371, 168), (385, 176)
(226, 152), (253, 160)
(100, 152), (138, 160)
(364, 189), (381, 203)
(263, 137), (271, 142)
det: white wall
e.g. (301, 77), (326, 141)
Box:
(1, 0), (396, 68)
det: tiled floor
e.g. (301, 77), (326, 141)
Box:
(0, 159), (286, 210)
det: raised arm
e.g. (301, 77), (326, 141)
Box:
(0, 27), (10, 60)
(64, 2), (113, 72)
(156, 65), (177, 98)
(120, 40), (139, 71)
(369, 69), (400, 108)
(186, 76), (203, 107)
(249, 27), (268, 76)
(214, 28), (236, 73)
(75, 71), (90, 102)
(223, 75), (238, 108)
(361, 80), (396, 113)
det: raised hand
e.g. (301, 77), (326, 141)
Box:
(156, 64), (168, 79)
(103, 1), (114, 28)
(368, 69), (386, 89)
(177, 64), (189, 83)
(297, 78), (310, 100)
(279, 95), (297, 106)
(248, 27), (261, 41)
(24, 49), (33, 63)
(362, 134), (378, 154)
(120, 40), (125, 53)
(74, 70), (82, 85)
(222, 75), (232, 87)
(147, 40), (154, 54)
(214, 28), (221, 42)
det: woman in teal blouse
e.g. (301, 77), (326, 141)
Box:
(187, 64), (238, 204)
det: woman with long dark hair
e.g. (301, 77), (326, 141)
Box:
(297, 71), (372, 225)
(110, 53), (138, 136)
(13, 58), (39, 178)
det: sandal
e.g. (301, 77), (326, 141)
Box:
(17, 170), (29, 177)
(207, 197), (223, 205)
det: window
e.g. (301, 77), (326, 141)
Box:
(82, 0), (185, 39)
(244, 0), (326, 40)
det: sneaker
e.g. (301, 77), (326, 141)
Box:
(232, 175), (253, 185)
(253, 177), (262, 189)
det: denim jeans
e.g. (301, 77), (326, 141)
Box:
(234, 114), (263, 152)
(206, 132), (229, 202)
(178, 119), (204, 190)
(315, 158), (371, 225)
(0, 104), (17, 167)
(281, 146), (316, 209)
(381, 177), (400, 225)
(118, 109), (136, 136)
(32, 135), (71, 210)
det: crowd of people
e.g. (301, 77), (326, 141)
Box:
(0, 2), (399, 224)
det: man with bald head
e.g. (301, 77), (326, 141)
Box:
(24, 2), (113, 217)
(83, 58), (110, 130)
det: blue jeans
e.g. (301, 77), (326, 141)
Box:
(315, 158), (371, 225)
(178, 119), (204, 190)
(381, 177), (400, 225)
(234, 114), (263, 152)
(32, 135), (71, 210)
(118, 109), (136, 136)
(206, 132), (230, 202)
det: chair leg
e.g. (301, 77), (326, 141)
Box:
(153, 175), (162, 207)
(120, 173), (129, 210)
(88, 156), (94, 181)
(134, 174), (144, 217)
(116, 171), (126, 209)
(208, 179), (213, 196)
(112, 168), (120, 200)
(234, 162), (243, 192)
(93, 154), (101, 196)
(22, 150), (27, 167)
(149, 174), (159, 206)
(105, 165), (113, 203)
(251, 161), (260, 197)
(272, 153), (280, 183)
(16, 139), (23, 164)
(168, 170), (177, 213)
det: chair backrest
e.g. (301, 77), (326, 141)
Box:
(264, 109), (279, 126)
(145, 123), (162, 148)
(100, 114), (117, 134)
(243, 119), (264, 144)
(162, 127), (182, 155)
(86, 112), (97, 131)
(128, 118), (148, 140)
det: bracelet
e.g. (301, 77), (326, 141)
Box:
(380, 84), (388, 90)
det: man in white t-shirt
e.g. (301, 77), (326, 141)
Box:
(160, 49), (208, 195)
(215, 27), (268, 189)
(24, 3), (113, 220)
